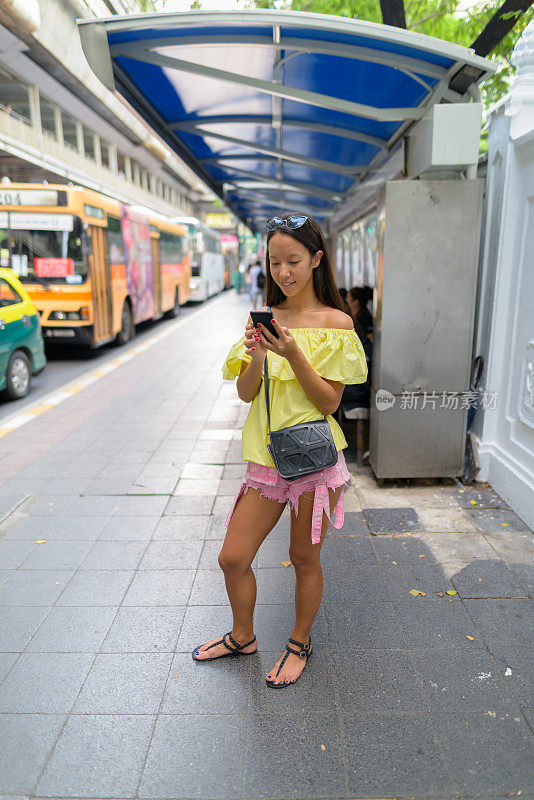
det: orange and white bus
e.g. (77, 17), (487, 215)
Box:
(0, 184), (190, 347)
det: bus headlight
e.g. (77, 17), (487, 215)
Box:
(49, 307), (89, 321)
(190, 279), (199, 289)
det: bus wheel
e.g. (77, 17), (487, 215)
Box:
(164, 289), (181, 319)
(6, 350), (31, 400)
(116, 301), (134, 346)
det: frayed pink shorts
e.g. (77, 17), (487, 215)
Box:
(224, 450), (352, 546)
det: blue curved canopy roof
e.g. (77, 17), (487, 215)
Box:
(78, 10), (496, 232)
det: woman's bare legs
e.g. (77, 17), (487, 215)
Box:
(194, 486), (286, 659)
(265, 485), (343, 684)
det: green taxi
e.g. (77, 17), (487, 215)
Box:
(0, 268), (46, 400)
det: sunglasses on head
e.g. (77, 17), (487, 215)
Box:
(265, 214), (308, 232)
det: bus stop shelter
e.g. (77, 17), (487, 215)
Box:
(78, 10), (497, 478)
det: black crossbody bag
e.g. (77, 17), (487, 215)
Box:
(263, 355), (338, 481)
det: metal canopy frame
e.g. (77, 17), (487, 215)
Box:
(78, 10), (497, 232)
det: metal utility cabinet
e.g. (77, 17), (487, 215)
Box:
(369, 179), (484, 478)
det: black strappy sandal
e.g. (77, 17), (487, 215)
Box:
(266, 635), (312, 687)
(192, 631), (257, 661)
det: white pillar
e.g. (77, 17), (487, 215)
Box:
(477, 17), (534, 528)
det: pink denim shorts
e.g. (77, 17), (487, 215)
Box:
(224, 450), (352, 546)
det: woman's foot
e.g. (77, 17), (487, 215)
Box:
(266, 635), (311, 685)
(193, 632), (257, 660)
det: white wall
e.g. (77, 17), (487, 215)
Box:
(474, 19), (534, 528)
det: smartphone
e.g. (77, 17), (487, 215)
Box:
(250, 309), (279, 339)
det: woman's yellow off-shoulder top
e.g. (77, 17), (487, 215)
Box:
(221, 327), (368, 467)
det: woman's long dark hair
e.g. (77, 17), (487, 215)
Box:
(265, 213), (345, 312)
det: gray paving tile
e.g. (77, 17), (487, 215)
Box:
(450, 559), (530, 598)
(323, 564), (388, 601)
(0, 652), (18, 682)
(56, 494), (118, 516)
(42, 477), (91, 494)
(165, 495), (216, 515)
(251, 604), (328, 652)
(5, 516), (53, 540)
(0, 713), (66, 795)
(332, 649), (427, 712)
(0, 570), (13, 589)
(255, 535), (291, 568)
(255, 567), (297, 605)
(21, 495), (77, 516)
(380, 564), (461, 602)
(0, 652), (94, 712)
(207, 514), (230, 538)
(0, 570), (74, 606)
(450, 485), (510, 509)
(139, 540), (203, 570)
(35, 713), (155, 798)
(431, 710), (534, 794)
(84, 477), (136, 494)
(162, 651), (251, 713)
(470, 508), (531, 533)
(324, 600), (406, 650)
(25, 606), (117, 652)
(198, 538), (252, 570)
(243, 712), (346, 798)
(152, 515), (210, 540)
(20, 540), (94, 571)
(122, 570), (194, 606)
(73, 652), (172, 713)
(326, 510), (370, 535)
(363, 507), (423, 533)
(321, 533), (376, 565)
(249, 649), (334, 708)
(139, 714), (246, 799)
(100, 606), (185, 652)
(55, 570), (133, 606)
(189, 569), (231, 605)
(463, 598), (534, 647)
(0, 541), (37, 569)
(341, 711), (453, 796)
(0, 606), (51, 652)
(42, 515), (109, 540)
(175, 606), (242, 652)
(78, 540), (147, 570)
(112, 495), (170, 516)
(393, 600), (487, 648)
(370, 532), (438, 563)
(483, 530), (534, 563)
(128, 477), (178, 494)
(98, 516), (160, 540)
(412, 647), (519, 710)
(510, 562), (534, 596)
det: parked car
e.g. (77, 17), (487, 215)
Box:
(0, 268), (46, 400)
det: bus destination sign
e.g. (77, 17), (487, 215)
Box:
(0, 189), (59, 207)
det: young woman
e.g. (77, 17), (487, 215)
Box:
(192, 213), (368, 687)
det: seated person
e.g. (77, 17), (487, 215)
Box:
(340, 318), (372, 414)
(347, 286), (373, 339)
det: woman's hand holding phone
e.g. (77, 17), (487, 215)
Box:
(244, 318), (267, 364)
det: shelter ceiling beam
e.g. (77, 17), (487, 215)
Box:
(113, 48), (428, 122)
(111, 34), (448, 81)
(168, 116), (388, 150)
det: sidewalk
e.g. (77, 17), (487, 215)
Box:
(0, 289), (532, 800)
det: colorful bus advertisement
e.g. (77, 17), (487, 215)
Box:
(120, 205), (154, 323)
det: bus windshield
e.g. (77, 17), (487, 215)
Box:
(0, 213), (86, 283)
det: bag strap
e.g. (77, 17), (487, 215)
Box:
(263, 353), (328, 438)
(263, 355), (272, 441)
